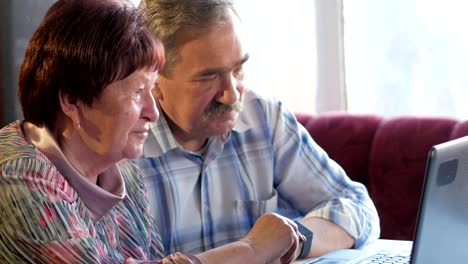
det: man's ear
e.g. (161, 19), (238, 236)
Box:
(152, 80), (164, 100)
(59, 90), (81, 128)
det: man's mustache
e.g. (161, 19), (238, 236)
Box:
(204, 101), (242, 119)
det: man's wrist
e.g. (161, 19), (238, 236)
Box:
(294, 221), (313, 259)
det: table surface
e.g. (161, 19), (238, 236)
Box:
(292, 239), (413, 264)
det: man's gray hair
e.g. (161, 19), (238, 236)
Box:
(144, 0), (239, 76)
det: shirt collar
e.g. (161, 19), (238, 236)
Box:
(143, 105), (180, 157)
(22, 122), (126, 221)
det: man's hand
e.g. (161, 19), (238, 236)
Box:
(241, 213), (306, 264)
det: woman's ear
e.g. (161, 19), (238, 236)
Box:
(59, 90), (81, 129)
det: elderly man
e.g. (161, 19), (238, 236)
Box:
(135, 0), (380, 260)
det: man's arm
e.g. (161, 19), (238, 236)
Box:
(298, 217), (354, 258)
(196, 213), (305, 264)
(264, 99), (380, 255)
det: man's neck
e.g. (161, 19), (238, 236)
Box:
(164, 117), (208, 152)
(174, 135), (208, 152)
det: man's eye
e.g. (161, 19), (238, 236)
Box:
(233, 65), (243, 74)
(198, 73), (218, 81)
(233, 66), (244, 79)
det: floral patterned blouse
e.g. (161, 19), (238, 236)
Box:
(0, 121), (199, 264)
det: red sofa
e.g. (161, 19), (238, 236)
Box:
(295, 112), (468, 240)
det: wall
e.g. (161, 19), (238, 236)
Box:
(0, 0), (55, 126)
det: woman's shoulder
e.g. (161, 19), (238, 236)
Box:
(0, 121), (56, 174)
(0, 121), (37, 163)
(0, 121), (76, 203)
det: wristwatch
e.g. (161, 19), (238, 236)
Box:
(294, 221), (313, 259)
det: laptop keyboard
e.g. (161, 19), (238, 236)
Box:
(356, 250), (410, 264)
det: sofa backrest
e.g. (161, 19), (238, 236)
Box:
(296, 112), (468, 240)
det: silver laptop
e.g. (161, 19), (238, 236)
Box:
(306, 135), (468, 264)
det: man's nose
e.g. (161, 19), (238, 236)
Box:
(217, 72), (240, 105)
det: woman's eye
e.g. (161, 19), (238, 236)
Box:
(133, 88), (144, 98)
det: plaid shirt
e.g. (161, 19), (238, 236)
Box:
(135, 90), (380, 255)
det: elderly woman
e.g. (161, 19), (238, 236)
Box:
(0, 0), (304, 263)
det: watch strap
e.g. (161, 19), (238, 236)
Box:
(294, 221), (313, 259)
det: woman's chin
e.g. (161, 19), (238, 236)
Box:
(123, 145), (145, 159)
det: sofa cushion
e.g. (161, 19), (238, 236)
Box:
(296, 112), (468, 241)
(369, 116), (457, 240)
(296, 112), (382, 186)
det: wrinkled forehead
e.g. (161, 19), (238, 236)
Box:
(178, 8), (243, 40)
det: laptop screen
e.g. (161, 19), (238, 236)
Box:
(410, 135), (468, 263)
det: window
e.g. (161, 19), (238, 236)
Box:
(234, 0), (319, 113)
(344, 0), (468, 118)
(236, 0), (468, 119)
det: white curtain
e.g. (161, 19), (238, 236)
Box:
(344, 0), (468, 119)
(234, 0), (346, 114)
(235, 0), (468, 119)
